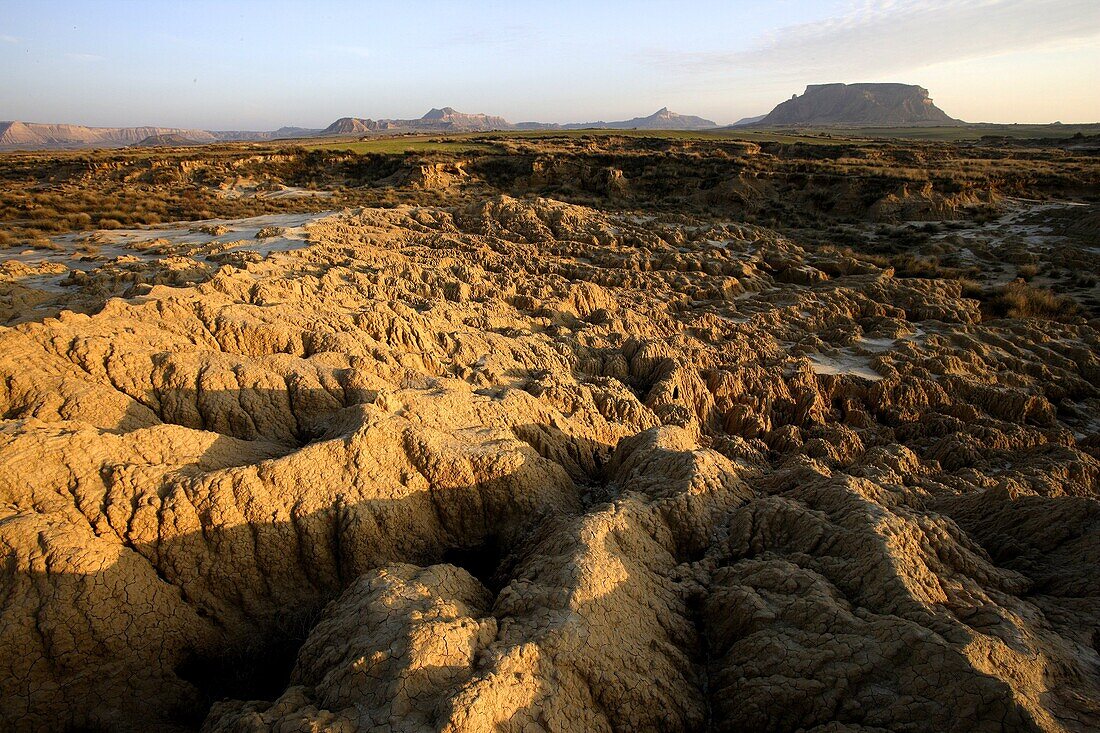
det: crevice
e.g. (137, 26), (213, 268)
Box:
(173, 604), (324, 727)
(684, 580), (715, 733)
(443, 534), (506, 594)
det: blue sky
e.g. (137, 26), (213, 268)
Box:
(2, 0), (1099, 128)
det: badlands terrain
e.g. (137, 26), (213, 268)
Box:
(0, 132), (1099, 732)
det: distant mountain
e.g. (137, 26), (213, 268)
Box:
(559, 108), (717, 131)
(321, 107), (717, 136)
(1, 105), (722, 151)
(323, 117), (381, 136)
(514, 121), (561, 130)
(210, 127), (321, 142)
(728, 114), (766, 127)
(130, 133), (203, 147)
(753, 84), (959, 126)
(322, 108), (512, 136)
(419, 107), (510, 130)
(0, 121), (216, 149)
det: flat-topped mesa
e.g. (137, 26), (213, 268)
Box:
(756, 82), (961, 126)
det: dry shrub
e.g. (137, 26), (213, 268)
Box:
(984, 280), (1081, 321)
(31, 235), (62, 250)
(889, 253), (977, 280)
(1016, 264), (1039, 281)
(958, 278), (984, 298)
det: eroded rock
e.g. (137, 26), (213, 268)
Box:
(0, 197), (1097, 732)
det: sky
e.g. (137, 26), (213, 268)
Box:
(2, 0), (1099, 129)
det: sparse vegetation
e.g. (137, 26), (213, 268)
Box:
(983, 280), (1082, 321)
(889, 253), (980, 280)
(1016, 263), (1039, 281)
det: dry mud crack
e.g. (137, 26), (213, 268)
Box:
(1, 196), (1098, 732)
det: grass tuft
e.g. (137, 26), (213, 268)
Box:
(984, 280), (1081, 322)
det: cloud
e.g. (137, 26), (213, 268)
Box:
(66, 53), (104, 62)
(0, 34), (18, 44)
(662, 0), (1100, 80)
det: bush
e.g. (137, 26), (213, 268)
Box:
(984, 281), (1081, 321)
(959, 278), (984, 298)
(1015, 264), (1039, 281)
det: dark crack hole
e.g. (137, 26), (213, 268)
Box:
(443, 535), (505, 594)
(173, 607), (322, 725)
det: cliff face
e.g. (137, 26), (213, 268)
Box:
(757, 83), (960, 126)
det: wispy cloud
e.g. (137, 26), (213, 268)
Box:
(659, 0), (1100, 80)
(0, 34), (19, 45)
(66, 52), (104, 62)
